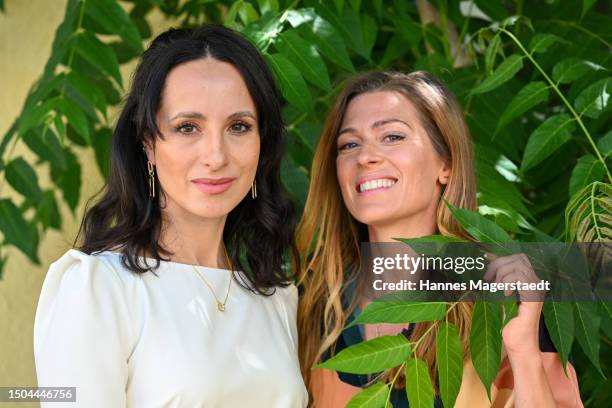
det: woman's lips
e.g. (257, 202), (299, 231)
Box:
(191, 178), (235, 194)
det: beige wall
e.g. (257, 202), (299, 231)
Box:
(0, 1), (172, 405)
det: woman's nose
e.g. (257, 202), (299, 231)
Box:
(356, 142), (383, 166)
(200, 132), (229, 170)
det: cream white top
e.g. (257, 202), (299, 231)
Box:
(33, 249), (308, 408)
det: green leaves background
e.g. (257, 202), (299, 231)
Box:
(1, 0), (611, 405)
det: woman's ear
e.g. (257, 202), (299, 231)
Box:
(143, 139), (155, 164)
(438, 160), (451, 185)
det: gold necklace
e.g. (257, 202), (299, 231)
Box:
(191, 250), (233, 312)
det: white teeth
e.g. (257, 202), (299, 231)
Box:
(359, 178), (396, 192)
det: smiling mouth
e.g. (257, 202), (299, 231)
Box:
(191, 177), (236, 194)
(357, 178), (397, 193)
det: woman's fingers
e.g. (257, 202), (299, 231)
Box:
(484, 253), (543, 300)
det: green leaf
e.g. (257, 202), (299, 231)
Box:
(582, 0), (597, 18)
(224, 0), (242, 27)
(484, 33), (501, 73)
(317, 335), (411, 374)
(92, 127), (113, 179)
(265, 53), (311, 111)
(301, 16), (354, 71)
(276, 30), (331, 91)
(36, 190), (62, 230)
(316, 2), (370, 59)
(349, 302), (447, 327)
(73, 31), (122, 86)
(597, 130), (612, 157)
(6, 157), (43, 203)
(521, 114), (575, 172)
(361, 14), (377, 59)
(52, 98), (91, 145)
(471, 55), (523, 95)
(503, 301), (518, 325)
(380, 33), (408, 67)
(242, 11), (283, 49)
(346, 382), (389, 408)
(256, 0), (278, 14)
(0, 199), (39, 264)
(565, 181), (611, 242)
(599, 301), (612, 339)
(574, 77), (612, 119)
(446, 203), (512, 243)
(85, 0), (143, 52)
(469, 302), (502, 400)
(528, 33), (566, 54)
(51, 148), (81, 212)
(574, 302), (603, 375)
(552, 58), (607, 84)
(436, 322), (463, 408)
(543, 301), (574, 370)
(238, 2), (259, 25)
(17, 98), (56, 136)
(64, 72), (107, 117)
(405, 357), (434, 408)
(22, 127), (66, 170)
(394, 235), (464, 244)
(474, 0), (506, 21)
(496, 81), (549, 134)
(570, 155), (606, 196)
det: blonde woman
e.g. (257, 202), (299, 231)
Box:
(297, 71), (582, 407)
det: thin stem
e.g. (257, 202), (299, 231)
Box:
(499, 28), (612, 183)
(385, 362), (406, 407)
(549, 19), (612, 48)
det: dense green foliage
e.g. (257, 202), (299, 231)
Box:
(0, 0), (610, 405)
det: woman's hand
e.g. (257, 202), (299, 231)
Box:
(484, 253), (557, 408)
(484, 253), (544, 357)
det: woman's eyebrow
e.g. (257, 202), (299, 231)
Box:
(371, 118), (413, 130)
(228, 111), (257, 120)
(338, 117), (413, 137)
(169, 111), (206, 121)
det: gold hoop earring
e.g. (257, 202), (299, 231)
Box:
(251, 180), (257, 199)
(147, 161), (155, 198)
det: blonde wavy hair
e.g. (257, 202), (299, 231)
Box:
(297, 71), (478, 392)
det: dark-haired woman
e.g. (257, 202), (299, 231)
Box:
(34, 25), (307, 407)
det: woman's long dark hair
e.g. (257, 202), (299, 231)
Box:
(77, 24), (297, 294)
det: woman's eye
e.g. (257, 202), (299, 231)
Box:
(338, 142), (358, 151)
(229, 122), (252, 133)
(384, 134), (405, 142)
(175, 123), (197, 134)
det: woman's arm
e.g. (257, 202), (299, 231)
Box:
(503, 301), (557, 408)
(34, 250), (134, 408)
(487, 253), (583, 407)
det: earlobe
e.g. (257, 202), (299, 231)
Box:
(439, 162), (451, 185)
(143, 140), (155, 164)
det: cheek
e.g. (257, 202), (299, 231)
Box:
(234, 138), (260, 174)
(155, 146), (192, 182)
(336, 157), (354, 196)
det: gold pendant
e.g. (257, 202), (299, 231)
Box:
(217, 302), (225, 312)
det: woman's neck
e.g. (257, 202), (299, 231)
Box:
(367, 216), (437, 243)
(158, 202), (228, 268)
